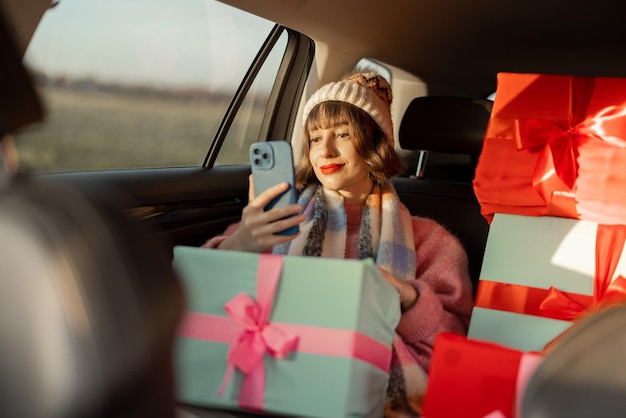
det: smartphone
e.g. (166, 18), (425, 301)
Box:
(249, 141), (299, 236)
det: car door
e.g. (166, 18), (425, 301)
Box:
(13, 0), (314, 254)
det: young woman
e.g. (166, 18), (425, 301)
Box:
(204, 72), (474, 416)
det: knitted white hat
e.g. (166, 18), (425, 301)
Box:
(302, 72), (395, 146)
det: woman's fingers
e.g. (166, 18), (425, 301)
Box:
(249, 179), (290, 208)
(225, 176), (304, 252)
(226, 190), (303, 252)
(266, 213), (307, 236)
(246, 178), (303, 225)
(377, 268), (418, 313)
(242, 206), (305, 238)
(242, 198), (303, 227)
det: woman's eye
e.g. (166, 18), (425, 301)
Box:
(309, 136), (320, 144)
(337, 132), (350, 139)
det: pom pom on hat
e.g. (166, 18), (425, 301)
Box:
(302, 72), (395, 146)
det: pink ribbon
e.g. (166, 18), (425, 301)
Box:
(178, 254), (393, 411)
(482, 411), (508, 418)
(514, 352), (543, 418)
(216, 255), (298, 410)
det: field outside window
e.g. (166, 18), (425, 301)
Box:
(15, 0), (280, 173)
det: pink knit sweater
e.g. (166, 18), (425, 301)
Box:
(203, 205), (474, 372)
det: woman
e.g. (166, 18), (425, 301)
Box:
(204, 72), (474, 417)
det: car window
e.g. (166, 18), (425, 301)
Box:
(354, 58), (392, 83)
(14, 0), (283, 173)
(214, 30), (287, 165)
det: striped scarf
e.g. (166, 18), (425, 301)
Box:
(273, 183), (416, 281)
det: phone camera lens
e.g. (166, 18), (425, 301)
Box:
(262, 153), (269, 160)
(253, 148), (260, 155)
(254, 158), (261, 166)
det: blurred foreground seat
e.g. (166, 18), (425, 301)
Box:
(0, 179), (184, 418)
(0, 5), (184, 418)
(522, 302), (626, 418)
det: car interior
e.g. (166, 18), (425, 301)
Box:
(391, 96), (492, 286)
(3, 0), (626, 416)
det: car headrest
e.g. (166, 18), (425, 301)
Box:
(398, 96), (492, 156)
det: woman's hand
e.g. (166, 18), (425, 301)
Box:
(377, 267), (418, 313)
(218, 175), (306, 252)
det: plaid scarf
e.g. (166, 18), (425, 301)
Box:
(273, 183), (416, 280)
(273, 183), (426, 417)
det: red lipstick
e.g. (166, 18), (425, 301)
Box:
(320, 164), (344, 174)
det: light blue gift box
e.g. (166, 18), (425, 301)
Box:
(172, 246), (401, 418)
(468, 213), (626, 352)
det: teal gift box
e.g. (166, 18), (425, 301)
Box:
(172, 246), (401, 418)
(468, 213), (626, 352)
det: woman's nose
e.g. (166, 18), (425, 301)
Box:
(320, 135), (337, 157)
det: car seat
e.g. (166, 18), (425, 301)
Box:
(0, 7), (184, 418)
(391, 96), (492, 290)
(521, 302), (626, 418)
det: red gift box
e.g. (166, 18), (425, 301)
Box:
(473, 72), (626, 225)
(422, 333), (542, 418)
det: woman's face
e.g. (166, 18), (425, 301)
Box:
(307, 119), (373, 204)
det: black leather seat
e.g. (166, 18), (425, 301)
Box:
(391, 96), (492, 291)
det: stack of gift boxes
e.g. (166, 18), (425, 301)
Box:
(422, 72), (626, 418)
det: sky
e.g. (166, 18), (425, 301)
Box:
(23, 0), (275, 90)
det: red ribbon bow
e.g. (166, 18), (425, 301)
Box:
(217, 255), (299, 410)
(540, 224), (626, 321)
(511, 77), (626, 218)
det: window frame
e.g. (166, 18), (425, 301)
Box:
(204, 25), (314, 168)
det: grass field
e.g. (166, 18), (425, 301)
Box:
(13, 86), (264, 173)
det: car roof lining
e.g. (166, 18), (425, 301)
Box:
(221, 0), (626, 97)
